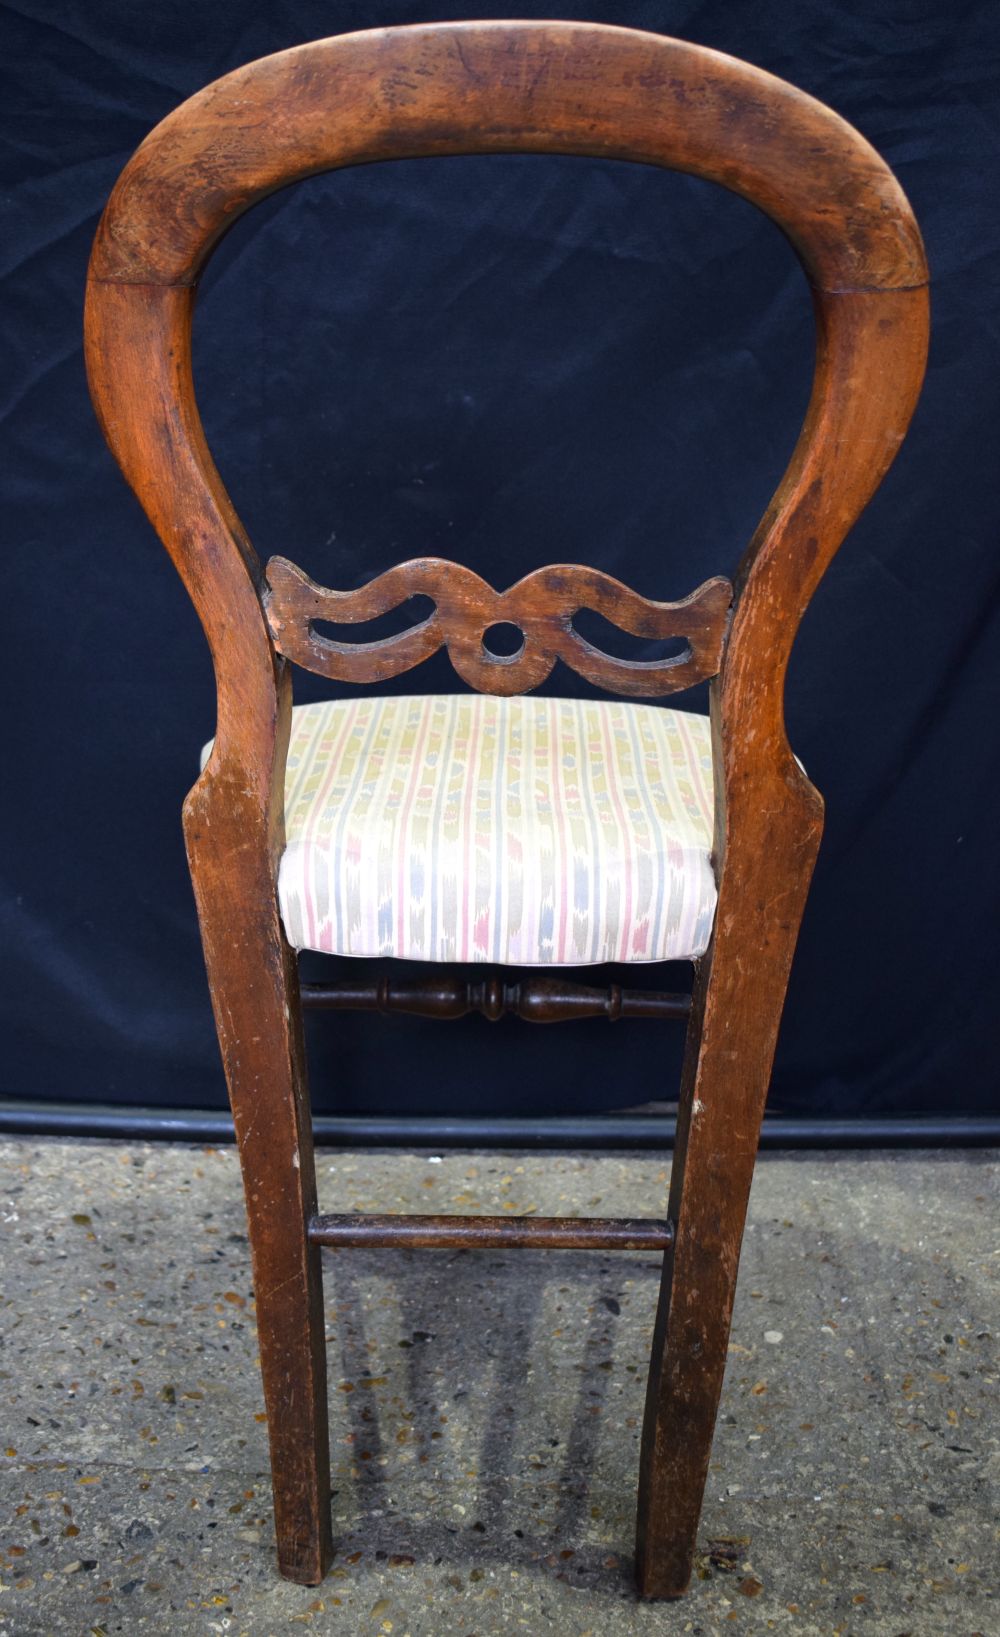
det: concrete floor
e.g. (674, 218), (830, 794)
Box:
(0, 1141), (996, 1637)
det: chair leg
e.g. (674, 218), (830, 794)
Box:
(185, 808), (332, 1586)
(635, 845), (818, 1598)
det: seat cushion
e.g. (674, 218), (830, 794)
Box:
(262, 693), (717, 966)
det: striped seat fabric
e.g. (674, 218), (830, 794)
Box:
(243, 693), (718, 966)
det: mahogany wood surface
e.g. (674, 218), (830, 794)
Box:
(89, 22), (926, 293)
(265, 555), (732, 695)
(85, 20), (928, 1599)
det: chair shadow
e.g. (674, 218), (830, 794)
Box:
(322, 1246), (662, 1596)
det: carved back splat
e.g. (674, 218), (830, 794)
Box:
(265, 556), (732, 696)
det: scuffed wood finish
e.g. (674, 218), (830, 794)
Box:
(265, 555), (731, 696)
(309, 1214), (674, 1251)
(299, 974), (692, 1023)
(89, 22), (925, 294)
(84, 19), (929, 1601)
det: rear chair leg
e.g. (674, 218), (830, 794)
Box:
(186, 810), (332, 1585)
(635, 972), (761, 1597)
(636, 852), (818, 1597)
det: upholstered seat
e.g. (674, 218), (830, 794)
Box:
(244, 693), (719, 966)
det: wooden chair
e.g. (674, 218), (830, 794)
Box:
(84, 21), (928, 1598)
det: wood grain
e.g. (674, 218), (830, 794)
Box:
(89, 22), (926, 295)
(266, 555), (732, 696)
(84, 19), (929, 1600)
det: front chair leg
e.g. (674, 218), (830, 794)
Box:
(186, 807), (332, 1585)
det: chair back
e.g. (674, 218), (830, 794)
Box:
(85, 21), (928, 881)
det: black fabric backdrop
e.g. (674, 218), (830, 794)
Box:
(4, 0), (998, 1119)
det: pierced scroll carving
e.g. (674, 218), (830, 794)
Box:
(264, 556), (732, 697)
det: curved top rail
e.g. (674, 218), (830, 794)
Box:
(90, 20), (926, 294)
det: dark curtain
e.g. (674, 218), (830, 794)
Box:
(4, 0), (998, 1117)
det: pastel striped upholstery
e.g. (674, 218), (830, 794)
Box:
(211, 693), (717, 967)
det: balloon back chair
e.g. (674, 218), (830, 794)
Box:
(85, 21), (927, 1599)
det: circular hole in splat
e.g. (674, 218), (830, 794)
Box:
(481, 622), (526, 660)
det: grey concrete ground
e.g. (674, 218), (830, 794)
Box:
(0, 1141), (996, 1637)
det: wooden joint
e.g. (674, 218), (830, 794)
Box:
(299, 975), (692, 1024)
(308, 1213), (674, 1251)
